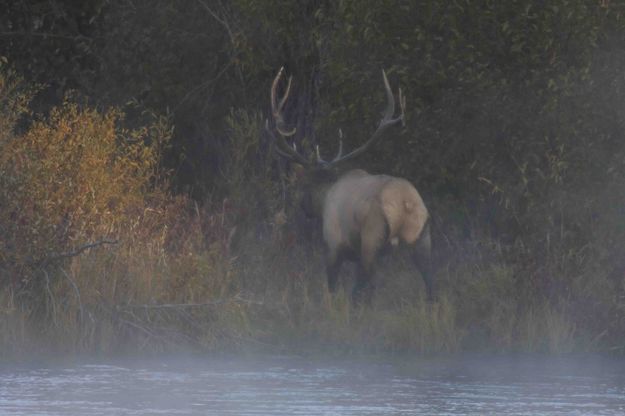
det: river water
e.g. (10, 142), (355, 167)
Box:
(1, 354), (625, 415)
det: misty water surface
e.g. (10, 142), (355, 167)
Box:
(1, 354), (625, 415)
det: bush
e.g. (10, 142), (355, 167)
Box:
(0, 70), (247, 356)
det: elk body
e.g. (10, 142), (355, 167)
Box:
(268, 68), (433, 302)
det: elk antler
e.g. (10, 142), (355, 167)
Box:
(323, 70), (406, 166)
(268, 67), (310, 165)
(316, 128), (344, 164)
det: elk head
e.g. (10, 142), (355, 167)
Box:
(267, 68), (433, 303)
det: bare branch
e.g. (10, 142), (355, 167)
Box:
(34, 239), (118, 266)
(0, 31), (98, 41)
(174, 58), (234, 112)
(121, 296), (263, 310)
(41, 267), (58, 327)
(61, 267), (84, 324)
(196, 0), (236, 46)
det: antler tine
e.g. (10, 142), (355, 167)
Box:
(316, 145), (324, 163)
(278, 74), (292, 114)
(325, 69), (406, 166)
(270, 67), (296, 137)
(270, 67), (284, 113)
(331, 129), (344, 162)
(267, 68), (311, 165)
(398, 87), (406, 127)
(381, 69), (396, 121)
(316, 129), (344, 165)
(266, 118), (309, 165)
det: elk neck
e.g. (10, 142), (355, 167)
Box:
(301, 166), (339, 218)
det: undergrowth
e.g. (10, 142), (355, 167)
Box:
(0, 69), (617, 360)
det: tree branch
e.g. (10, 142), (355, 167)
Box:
(34, 239), (118, 266)
(121, 296), (263, 310)
(0, 31), (98, 41)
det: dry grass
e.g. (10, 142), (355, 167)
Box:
(0, 209), (602, 359)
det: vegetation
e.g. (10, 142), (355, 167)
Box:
(2, 0), (625, 358)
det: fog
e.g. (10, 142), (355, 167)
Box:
(4, 4), (625, 415)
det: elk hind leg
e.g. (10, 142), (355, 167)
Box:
(412, 221), (434, 301)
(353, 212), (387, 304)
(326, 250), (344, 294)
(353, 262), (376, 305)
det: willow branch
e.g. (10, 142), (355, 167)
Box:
(33, 239), (118, 267)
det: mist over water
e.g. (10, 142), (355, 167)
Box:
(1, 354), (625, 415)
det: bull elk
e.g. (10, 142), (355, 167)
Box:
(268, 67), (433, 303)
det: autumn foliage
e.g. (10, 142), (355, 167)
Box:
(1, 75), (166, 281)
(0, 71), (245, 355)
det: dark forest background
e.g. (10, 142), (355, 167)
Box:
(2, 0), (625, 356)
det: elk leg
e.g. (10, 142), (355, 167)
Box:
(413, 221), (434, 302)
(326, 251), (344, 293)
(353, 211), (386, 304)
(353, 262), (375, 304)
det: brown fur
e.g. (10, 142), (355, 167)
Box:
(322, 169), (428, 262)
(318, 168), (432, 302)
